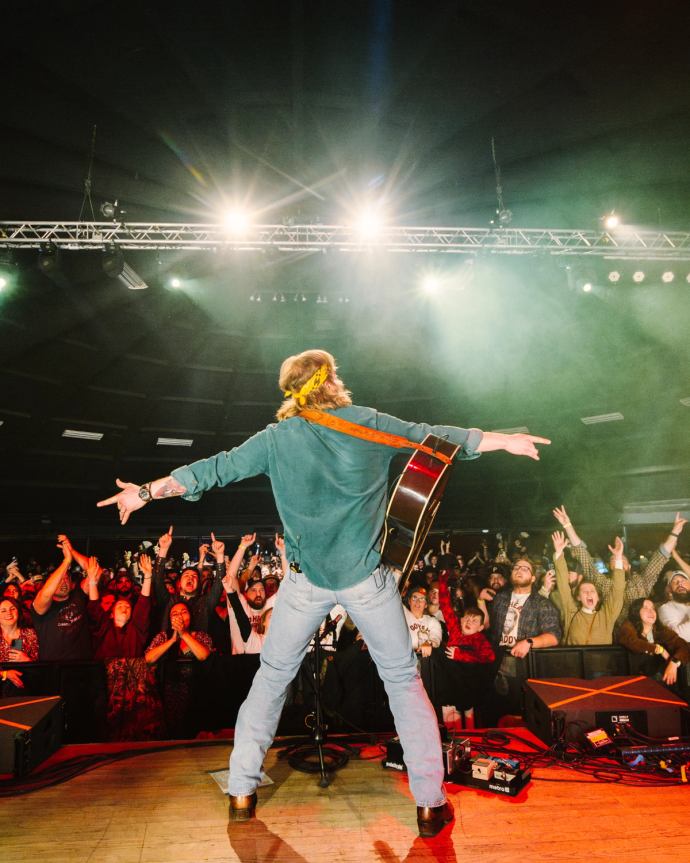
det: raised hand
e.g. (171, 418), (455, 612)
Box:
(445, 645), (457, 660)
(57, 536), (73, 562)
(158, 526), (173, 558)
(552, 530), (568, 557)
(673, 512), (687, 536)
(478, 587), (496, 602)
(542, 569), (556, 592)
(86, 556), (100, 581)
(248, 554), (260, 570)
(139, 554), (153, 577)
(608, 536), (625, 560)
(97, 479), (148, 525)
(553, 506), (570, 526)
(211, 533), (225, 562)
(503, 434), (551, 461)
(274, 533), (285, 556)
(241, 533), (256, 548)
(198, 543), (210, 561)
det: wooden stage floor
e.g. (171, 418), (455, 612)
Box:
(1, 736), (689, 863)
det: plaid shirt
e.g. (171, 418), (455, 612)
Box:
(570, 542), (669, 628)
(488, 588), (561, 648)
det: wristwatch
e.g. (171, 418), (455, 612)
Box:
(672, 658), (682, 667)
(526, 638), (534, 648)
(138, 483), (153, 503)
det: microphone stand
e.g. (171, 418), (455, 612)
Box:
(277, 615), (355, 787)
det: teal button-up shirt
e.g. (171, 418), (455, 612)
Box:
(171, 405), (482, 591)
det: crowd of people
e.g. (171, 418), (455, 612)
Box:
(2, 504), (690, 738)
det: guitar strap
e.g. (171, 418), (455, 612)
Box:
(298, 409), (453, 465)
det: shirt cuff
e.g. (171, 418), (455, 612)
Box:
(460, 428), (483, 459)
(171, 466), (203, 501)
(659, 543), (671, 560)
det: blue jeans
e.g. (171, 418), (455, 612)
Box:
(228, 565), (446, 808)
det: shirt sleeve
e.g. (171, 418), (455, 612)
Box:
(171, 429), (270, 501)
(438, 573), (462, 642)
(536, 595), (562, 642)
(658, 602), (690, 641)
(453, 633), (495, 663)
(374, 412), (483, 459)
(132, 593), (151, 635)
(570, 542), (612, 598)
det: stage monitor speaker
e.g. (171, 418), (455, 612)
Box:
(524, 676), (684, 745)
(0, 696), (63, 777)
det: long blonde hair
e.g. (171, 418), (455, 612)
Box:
(276, 349), (352, 420)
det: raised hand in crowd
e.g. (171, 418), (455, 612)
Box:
(661, 512), (687, 557)
(608, 536), (625, 563)
(552, 505), (583, 547)
(552, 530), (568, 558)
(211, 533), (225, 563)
(225, 533), (256, 592)
(542, 568), (556, 594)
(139, 554), (153, 597)
(198, 543), (211, 565)
(158, 526), (173, 558)
(86, 556), (100, 601)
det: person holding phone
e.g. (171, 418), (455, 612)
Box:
(0, 596), (38, 694)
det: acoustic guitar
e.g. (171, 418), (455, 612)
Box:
(381, 435), (461, 594)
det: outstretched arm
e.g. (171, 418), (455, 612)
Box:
(476, 432), (550, 461)
(97, 476), (188, 525)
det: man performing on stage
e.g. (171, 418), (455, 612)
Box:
(98, 349), (550, 838)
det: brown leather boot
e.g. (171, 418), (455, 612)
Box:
(417, 800), (454, 838)
(229, 792), (257, 822)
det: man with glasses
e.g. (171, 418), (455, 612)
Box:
(483, 558), (561, 721)
(404, 587), (442, 658)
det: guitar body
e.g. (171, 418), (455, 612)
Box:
(381, 435), (461, 594)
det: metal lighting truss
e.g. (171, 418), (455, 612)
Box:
(2, 221), (690, 260)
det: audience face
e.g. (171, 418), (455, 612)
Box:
(165, 579), (177, 595)
(179, 569), (199, 596)
(408, 589), (427, 620)
(115, 574), (133, 597)
(510, 561), (535, 590)
(669, 574), (690, 603)
(576, 582), (599, 610)
(111, 599), (132, 627)
(568, 570), (582, 586)
(264, 577), (279, 598)
(0, 599), (19, 630)
(170, 603), (191, 632)
(3, 583), (20, 600)
(489, 571), (507, 591)
(245, 581), (267, 610)
(428, 586), (439, 606)
(100, 594), (117, 614)
(460, 613), (483, 636)
(54, 572), (73, 601)
(430, 555), (438, 567)
(639, 599), (657, 627)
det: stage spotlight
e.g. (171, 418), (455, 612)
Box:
(633, 271), (645, 283)
(280, 294), (285, 302)
(582, 282), (593, 292)
(273, 294), (278, 302)
(662, 271), (674, 283)
(250, 294), (255, 301)
(497, 208), (512, 225)
(170, 278), (181, 288)
(100, 200), (118, 219)
(356, 209), (383, 236)
(322, 296), (328, 304)
(37, 243), (61, 275)
(423, 276), (440, 293)
(603, 212), (619, 230)
(224, 209), (250, 233)
(0, 278), (5, 289)
(256, 294), (261, 302)
(294, 293), (298, 302)
(102, 246), (148, 290)
(316, 295), (322, 304)
(302, 294), (307, 301)
(608, 271), (620, 283)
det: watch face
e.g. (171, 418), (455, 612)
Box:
(138, 487), (150, 502)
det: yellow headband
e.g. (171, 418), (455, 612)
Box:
(285, 363), (329, 405)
